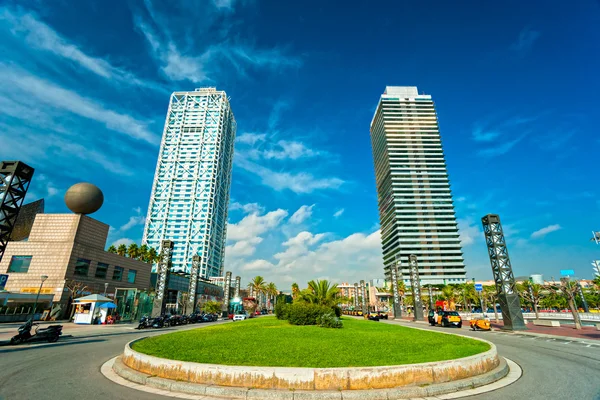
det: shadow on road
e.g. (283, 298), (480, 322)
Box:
(0, 338), (106, 353)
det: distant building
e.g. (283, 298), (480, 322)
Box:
(370, 86), (466, 285)
(143, 88), (237, 279)
(529, 274), (544, 285)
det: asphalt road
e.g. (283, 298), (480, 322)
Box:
(0, 319), (599, 400)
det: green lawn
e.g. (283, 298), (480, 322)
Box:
(132, 317), (489, 368)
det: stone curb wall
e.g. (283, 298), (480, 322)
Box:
(112, 355), (509, 399)
(122, 336), (499, 390)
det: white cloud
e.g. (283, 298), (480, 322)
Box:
(227, 237), (263, 258)
(241, 259), (275, 272)
(227, 209), (288, 241)
(229, 202), (264, 214)
(119, 215), (146, 232)
(510, 27), (541, 53)
(0, 8), (163, 91)
(235, 156), (344, 194)
(333, 208), (344, 218)
(455, 197), (466, 203)
(112, 238), (135, 247)
(236, 133), (266, 145)
(458, 218), (482, 246)
(134, 15), (300, 84)
(263, 140), (320, 160)
(1, 64), (157, 144)
(530, 224), (561, 239)
(289, 204), (315, 224)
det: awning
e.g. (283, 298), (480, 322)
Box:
(97, 302), (117, 309)
(74, 294), (112, 303)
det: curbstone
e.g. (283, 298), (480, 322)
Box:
(170, 380), (208, 395)
(112, 356), (149, 385)
(293, 390), (343, 400)
(386, 386), (429, 399)
(247, 389), (294, 399)
(341, 389), (389, 400)
(205, 384), (249, 398)
(146, 376), (173, 391)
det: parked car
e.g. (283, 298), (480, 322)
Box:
(233, 313), (247, 321)
(429, 310), (462, 328)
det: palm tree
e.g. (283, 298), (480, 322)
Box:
(127, 243), (140, 259)
(107, 245), (117, 253)
(441, 285), (459, 310)
(299, 280), (340, 307)
(249, 276), (267, 308)
(139, 244), (149, 263)
(265, 282), (278, 310)
(291, 283), (300, 300)
(117, 244), (127, 257)
(147, 247), (159, 265)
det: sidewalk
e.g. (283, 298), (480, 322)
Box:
(391, 315), (599, 341)
(0, 321), (137, 342)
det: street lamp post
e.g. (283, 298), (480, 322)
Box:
(104, 282), (109, 297)
(31, 275), (48, 321)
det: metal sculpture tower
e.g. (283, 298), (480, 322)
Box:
(360, 280), (367, 314)
(234, 276), (241, 299)
(187, 255), (200, 312)
(152, 240), (174, 317)
(408, 255), (424, 321)
(353, 283), (359, 308)
(223, 271), (232, 316)
(0, 161), (34, 262)
(391, 258), (402, 318)
(481, 214), (526, 330)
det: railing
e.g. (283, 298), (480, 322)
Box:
(459, 311), (600, 323)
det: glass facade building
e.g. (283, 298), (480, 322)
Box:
(143, 88), (236, 279)
(370, 86), (466, 285)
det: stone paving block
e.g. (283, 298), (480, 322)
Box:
(386, 386), (428, 399)
(205, 385), (248, 399)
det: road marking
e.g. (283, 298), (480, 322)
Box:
(564, 342), (571, 345)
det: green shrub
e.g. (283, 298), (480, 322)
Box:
(332, 305), (342, 318)
(288, 303), (330, 326)
(318, 310), (343, 329)
(275, 303), (291, 320)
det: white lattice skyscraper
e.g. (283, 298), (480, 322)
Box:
(370, 86), (466, 285)
(143, 88), (236, 279)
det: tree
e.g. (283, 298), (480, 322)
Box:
(517, 281), (544, 320)
(249, 276), (267, 307)
(127, 243), (140, 259)
(202, 301), (222, 314)
(441, 285), (459, 310)
(117, 244), (127, 257)
(291, 283), (300, 300)
(147, 247), (159, 265)
(547, 279), (583, 330)
(107, 245), (117, 253)
(298, 280), (340, 307)
(482, 286), (500, 322)
(265, 282), (278, 310)
(139, 244), (149, 263)
(64, 280), (89, 319)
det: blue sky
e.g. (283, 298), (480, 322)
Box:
(1, 0), (599, 287)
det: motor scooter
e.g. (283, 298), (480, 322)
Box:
(136, 315), (152, 329)
(11, 319), (63, 344)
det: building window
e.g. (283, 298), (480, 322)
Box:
(95, 262), (109, 279)
(113, 266), (124, 281)
(8, 256), (32, 273)
(74, 258), (91, 276)
(127, 269), (137, 284)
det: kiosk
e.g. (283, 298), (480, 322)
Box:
(73, 294), (113, 324)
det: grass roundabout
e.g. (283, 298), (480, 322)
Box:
(132, 317), (489, 368)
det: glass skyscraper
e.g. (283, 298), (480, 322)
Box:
(143, 88), (236, 279)
(370, 86), (466, 285)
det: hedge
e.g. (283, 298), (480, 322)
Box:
(275, 302), (343, 328)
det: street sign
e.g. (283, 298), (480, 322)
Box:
(560, 269), (574, 276)
(0, 274), (8, 290)
(475, 283), (483, 292)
